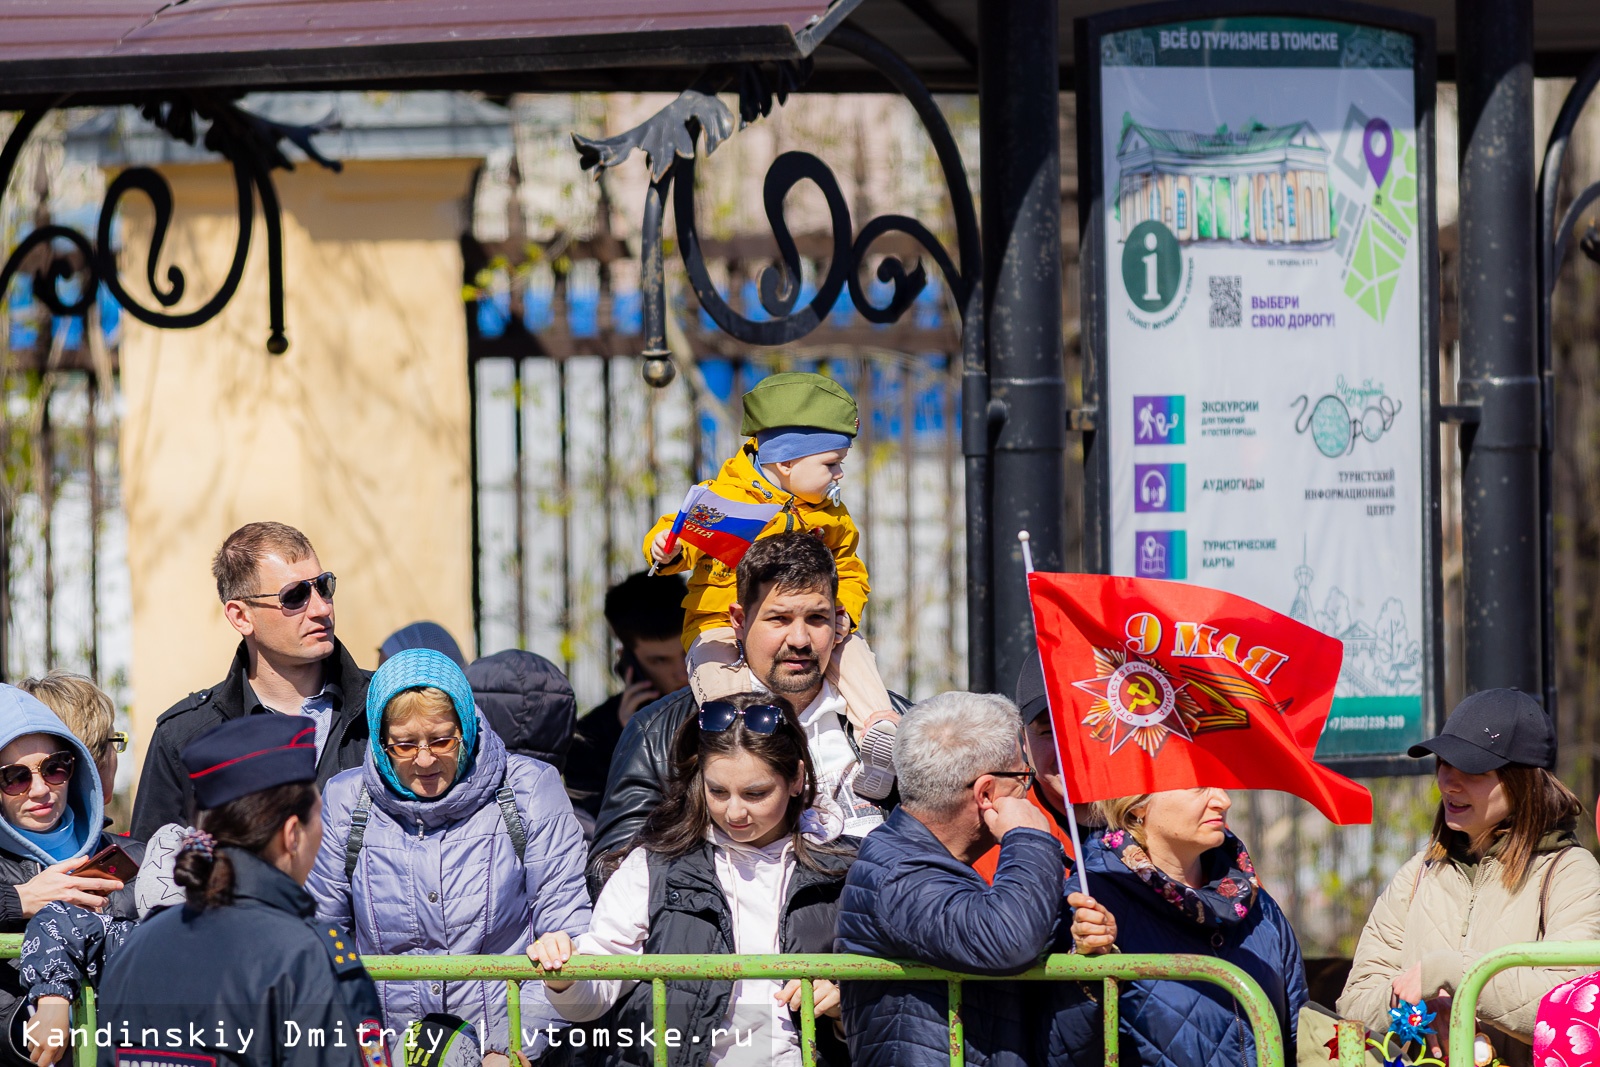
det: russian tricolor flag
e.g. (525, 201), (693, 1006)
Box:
(661, 485), (784, 569)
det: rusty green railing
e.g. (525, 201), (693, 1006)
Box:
(1449, 942), (1600, 1067)
(0, 935), (1281, 1067)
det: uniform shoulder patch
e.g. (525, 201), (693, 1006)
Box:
(313, 923), (365, 975)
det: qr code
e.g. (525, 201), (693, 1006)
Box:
(1209, 275), (1242, 328)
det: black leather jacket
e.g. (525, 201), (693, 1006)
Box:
(586, 686), (907, 898)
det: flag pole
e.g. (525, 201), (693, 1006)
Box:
(650, 486), (700, 576)
(1017, 530), (1090, 902)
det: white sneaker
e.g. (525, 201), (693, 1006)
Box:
(852, 719), (898, 801)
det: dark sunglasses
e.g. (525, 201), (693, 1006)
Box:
(698, 701), (786, 735)
(240, 571), (336, 612)
(0, 751), (75, 796)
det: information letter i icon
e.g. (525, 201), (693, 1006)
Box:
(1142, 230), (1161, 301)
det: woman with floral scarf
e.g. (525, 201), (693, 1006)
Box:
(1043, 788), (1307, 1067)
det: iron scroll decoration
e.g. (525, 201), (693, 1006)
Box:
(571, 24), (983, 388)
(0, 95), (342, 356)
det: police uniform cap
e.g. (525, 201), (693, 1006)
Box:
(182, 714), (318, 810)
(739, 372), (859, 438)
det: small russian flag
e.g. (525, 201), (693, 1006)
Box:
(660, 485), (783, 569)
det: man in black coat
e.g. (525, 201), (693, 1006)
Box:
(588, 532), (905, 895)
(129, 522), (371, 840)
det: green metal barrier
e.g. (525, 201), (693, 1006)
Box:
(0, 935), (1284, 1067)
(1449, 941), (1600, 1067)
(359, 952), (1283, 1067)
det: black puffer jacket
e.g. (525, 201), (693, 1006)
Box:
(465, 649), (578, 771)
(587, 687), (906, 897)
(589, 839), (856, 1067)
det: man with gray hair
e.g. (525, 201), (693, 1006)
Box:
(832, 691), (1066, 1067)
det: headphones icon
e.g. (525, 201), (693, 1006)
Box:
(1139, 468), (1168, 509)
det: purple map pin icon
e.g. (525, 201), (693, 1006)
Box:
(1364, 117), (1393, 188)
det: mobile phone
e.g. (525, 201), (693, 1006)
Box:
(616, 648), (644, 683)
(76, 842), (139, 885)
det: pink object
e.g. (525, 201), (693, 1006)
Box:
(1535, 972), (1600, 1066)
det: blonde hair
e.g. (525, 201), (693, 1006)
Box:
(382, 686), (459, 736)
(1096, 794), (1155, 846)
(19, 671), (115, 757)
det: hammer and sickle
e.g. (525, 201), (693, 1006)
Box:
(1125, 674), (1161, 709)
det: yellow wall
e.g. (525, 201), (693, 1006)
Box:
(117, 158), (478, 783)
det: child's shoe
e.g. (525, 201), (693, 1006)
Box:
(852, 715), (899, 800)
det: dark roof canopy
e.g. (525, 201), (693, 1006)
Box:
(0, 0), (861, 108)
(0, 0), (1597, 107)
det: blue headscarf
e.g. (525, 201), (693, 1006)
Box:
(367, 648), (480, 800)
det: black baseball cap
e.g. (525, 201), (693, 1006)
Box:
(1015, 652), (1050, 726)
(1407, 688), (1555, 774)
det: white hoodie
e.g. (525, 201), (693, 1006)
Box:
(546, 802), (845, 1067)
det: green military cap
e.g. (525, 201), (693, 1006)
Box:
(739, 372), (860, 438)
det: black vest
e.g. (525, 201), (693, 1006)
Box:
(587, 838), (855, 1067)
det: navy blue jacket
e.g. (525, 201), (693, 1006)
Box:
(1049, 832), (1308, 1067)
(96, 847), (384, 1067)
(834, 807), (1065, 1067)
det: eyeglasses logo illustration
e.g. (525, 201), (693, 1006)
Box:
(1292, 377), (1401, 458)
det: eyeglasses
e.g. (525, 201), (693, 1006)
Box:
(383, 735), (463, 761)
(967, 769), (1037, 791)
(0, 751), (75, 796)
(106, 732), (128, 754)
(698, 701), (786, 735)
(239, 571), (336, 613)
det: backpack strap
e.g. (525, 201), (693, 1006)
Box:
(344, 785), (375, 881)
(344, 778), (527, 880)
(1537, 845), (1575, 941)
(496, 781), (527, 864)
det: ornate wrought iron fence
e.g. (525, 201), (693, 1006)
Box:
(468, 264), (969, 709)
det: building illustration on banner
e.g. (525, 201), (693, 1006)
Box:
(1289, 550), (1420, 700)
(1115, 118), (1333, 247)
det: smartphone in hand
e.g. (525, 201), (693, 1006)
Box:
(76, 842), (140, 889)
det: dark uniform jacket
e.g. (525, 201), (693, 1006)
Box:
(130, 641), (372, 840)
(588, 839), (856, 1067)
(96, 847), (384, 1067)
(587, 687), (906, 896)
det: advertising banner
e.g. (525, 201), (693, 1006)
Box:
(1079, 6), (1441, 770)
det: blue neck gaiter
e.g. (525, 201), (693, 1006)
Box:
(15, 807), (81, 863)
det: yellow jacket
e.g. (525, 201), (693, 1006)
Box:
(644, 440), (869, 650)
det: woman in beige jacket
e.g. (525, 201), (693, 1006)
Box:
(1338, 689), (1600, 1064)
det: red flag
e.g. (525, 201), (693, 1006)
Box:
(1028, 571), (1372, 826)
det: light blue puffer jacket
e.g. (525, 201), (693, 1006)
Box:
(307, 720), (591, 1056)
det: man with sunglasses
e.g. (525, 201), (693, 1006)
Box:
(588, 531), (910, 894)
(130, 522), (372, 840)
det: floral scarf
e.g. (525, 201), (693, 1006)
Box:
(1101, 828), (1261, 927)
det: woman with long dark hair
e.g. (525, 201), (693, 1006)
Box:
(96, 715), (385, 1067)
(529, 692), (857, 1067)
(1339, 689), (1600, 1065)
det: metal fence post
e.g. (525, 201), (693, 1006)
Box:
(978, 0), (1068, 689)
(1455, 0), (1543, 700)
